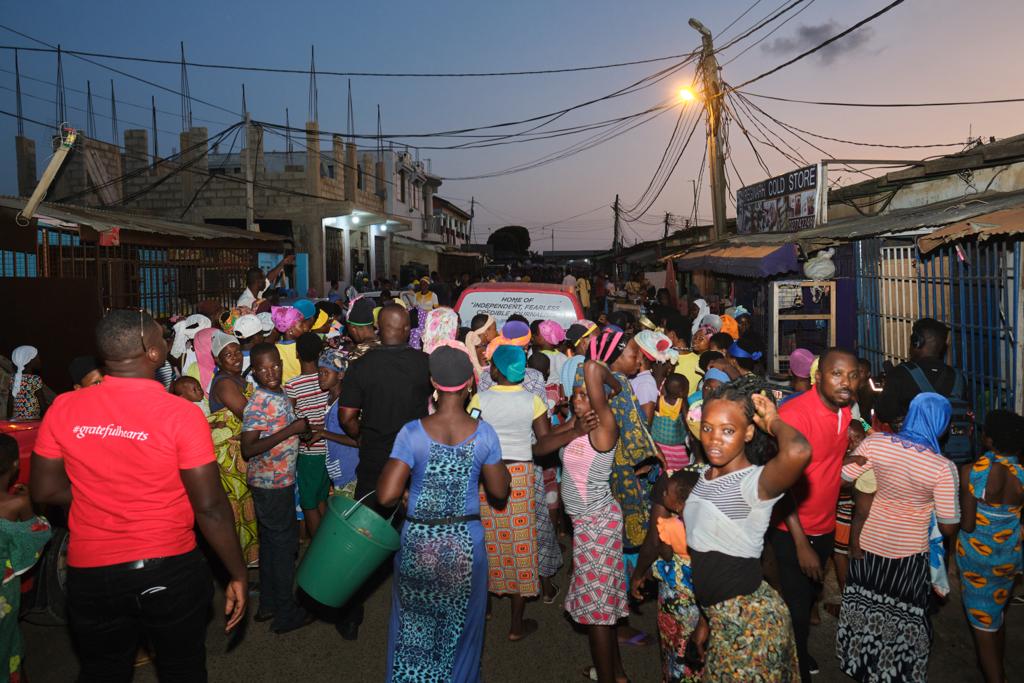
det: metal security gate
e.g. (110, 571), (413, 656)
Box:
(857, 237), (1022, 418)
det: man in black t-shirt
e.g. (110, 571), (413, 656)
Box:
(875, 317), (963, 426)
(336, 303), (431, 640)
(339, 303), (431, 503)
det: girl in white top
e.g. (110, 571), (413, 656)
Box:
(684, 378), (813, 682)
(468, 344), (589, 642)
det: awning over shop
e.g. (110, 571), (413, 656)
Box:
(673, 243), (799, 278)
(917, 207), (1024, 254)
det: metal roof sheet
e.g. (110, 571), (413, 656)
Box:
(0, 196), (287, 243)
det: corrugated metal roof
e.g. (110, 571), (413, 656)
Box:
(665, 190), (1024, 258)
(918, 207), (1024, 253)
(0, 196), (287, 243)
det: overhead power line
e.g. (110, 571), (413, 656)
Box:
(729, 0), (908, 91)
(739, 91), (1024, 108)
(0, 24), (241, 117)
(0, 40), (695, 78)
(716, 0), (810, 53)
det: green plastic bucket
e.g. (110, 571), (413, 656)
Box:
(297, 492), (400, 608)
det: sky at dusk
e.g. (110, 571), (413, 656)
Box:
(2, 0), (1023, 250)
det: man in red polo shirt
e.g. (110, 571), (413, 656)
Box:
(771, 348), (859, 682)
(31, 310), (247, 682)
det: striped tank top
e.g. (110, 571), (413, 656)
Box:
(561, 434), (615, 516)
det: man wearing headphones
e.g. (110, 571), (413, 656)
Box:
(875, 317), (963, 428)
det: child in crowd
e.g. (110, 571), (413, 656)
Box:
(525, 350), (565, 539)
(535, 320), (568, 384)
(241, 343), (312, 634)
(284, 333), (331, 538)
(68, 355), (103, 390)
(685, 368), (730, 441)
(0, 434), (52, 680)
(171, 376), (209, 415)
(315, 347), (360, 498)
(707, 333), (733, 355)
(957, 409), (1024, 683)
(632, 468), (703, 683)
(652, 374), (691, 472)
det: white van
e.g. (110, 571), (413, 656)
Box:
(454, 283), (584, 328)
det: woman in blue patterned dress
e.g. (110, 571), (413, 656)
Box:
(378, 343), (511, 682)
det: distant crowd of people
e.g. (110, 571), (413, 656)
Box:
(3, 259), (1022, 683)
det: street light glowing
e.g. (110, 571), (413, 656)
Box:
(678, 87), (696, 102)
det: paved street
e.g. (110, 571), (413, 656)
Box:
(24, 552), (1024, 682)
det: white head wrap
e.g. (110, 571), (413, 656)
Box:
(170, 314), (211, 358)
(11, 345), (38, 397)
(690, 299), (710, 336)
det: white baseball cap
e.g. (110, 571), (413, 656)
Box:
(233, 314), (262, 340)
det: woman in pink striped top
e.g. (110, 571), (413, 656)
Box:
(836, 393), (960, 683)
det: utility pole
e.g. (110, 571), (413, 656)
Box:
(690, 18), (727, 242)
(664, 212), (670, 240)
(245, 111), (255, 231)
(612, 194), (621, 281)
(469, 196), (475, 243)
(551, 227), (555, 252)
(612, 194), (621, 253)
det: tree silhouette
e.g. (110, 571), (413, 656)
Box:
(487, 225), (531, 257)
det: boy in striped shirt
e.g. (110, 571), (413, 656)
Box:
(284, 332), (331, 537)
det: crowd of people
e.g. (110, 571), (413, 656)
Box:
(5, 261), (1023, 683)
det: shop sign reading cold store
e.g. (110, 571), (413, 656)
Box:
(736, 163), (826, 235)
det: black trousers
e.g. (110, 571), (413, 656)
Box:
(768, 528), (834, 683)
(251, 486), (307, 631)
(67, 547), (213, 683)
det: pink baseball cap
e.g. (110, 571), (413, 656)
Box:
(789, 348), (815, 379)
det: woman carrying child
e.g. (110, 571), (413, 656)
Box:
(207, 330), (259, 567)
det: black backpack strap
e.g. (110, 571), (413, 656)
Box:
(903, 362), (936, 394)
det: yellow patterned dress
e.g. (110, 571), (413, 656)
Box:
(957, 452), (1024, 632)
(208, 383), (259, 567)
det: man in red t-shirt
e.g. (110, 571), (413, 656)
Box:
(771, 348), (859, 682)
(31, 310), (247, 681)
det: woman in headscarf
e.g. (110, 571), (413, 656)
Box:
(471, 345), (589, 642)
(836, 393), (960, 683)
(271, 305), (307, 383)
(478, 321), (546, 400)
(631, 330), (676, 426)
(183, 328), (217, 415)
(9, 346), (49, 420)
(719, 315), (739, 341)
(421, 307), (460, 354)
(377, 344), (510, 682)
(169, 313), (211, 373)
(206, 331), (259, 567)
(689, 299), (710, 338)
